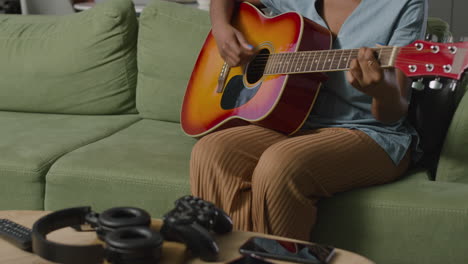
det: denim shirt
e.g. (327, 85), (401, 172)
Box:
(259, 0), (428, 164)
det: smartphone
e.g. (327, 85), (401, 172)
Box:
(226, 255), (274, 264)
(239, 236), (335, 264)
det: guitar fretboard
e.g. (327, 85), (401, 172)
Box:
(263, 46), (399, 75)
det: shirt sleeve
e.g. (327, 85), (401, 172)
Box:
(259, 0), (282, 15)
(388, 0), (428, 47)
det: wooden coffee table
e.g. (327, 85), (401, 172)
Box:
(0, 211), (374, 264)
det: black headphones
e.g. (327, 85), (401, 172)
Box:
(32, 206), (163, 264)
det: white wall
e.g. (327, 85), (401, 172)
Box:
(428, 0), (467, 40)
(452, 0), (468, 40)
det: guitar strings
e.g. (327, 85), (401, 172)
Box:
(247, 49), (457, 71)
(247, 57), (452, 69)
(250, 50), (457, 62)
(246, 58), (457, 75)
(245, 47), (463, 73)
(250, 58), (456, 67)
(250, 47), (461, 59)
(247, 59), (455, 71)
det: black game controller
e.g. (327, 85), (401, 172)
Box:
(160, 195), (233, 262)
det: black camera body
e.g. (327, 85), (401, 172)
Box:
(1, 0), (21, 14)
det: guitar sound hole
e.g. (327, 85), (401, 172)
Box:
(246, 48), (270, 84)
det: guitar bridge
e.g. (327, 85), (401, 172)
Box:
(216, 62), (231, 93)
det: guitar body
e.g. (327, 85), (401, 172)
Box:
(181, 2), (332, 137)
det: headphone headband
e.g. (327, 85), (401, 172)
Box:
(32, 206), (104, 264)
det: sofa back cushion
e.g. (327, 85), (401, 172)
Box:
(0, 0), (138, 114)
(136, 0), (210, 122)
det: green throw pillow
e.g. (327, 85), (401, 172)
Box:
(426, 17), (453, 42)
(0, 0), (138, 114)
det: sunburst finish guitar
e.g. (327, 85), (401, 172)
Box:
(181, 2), (468, 137)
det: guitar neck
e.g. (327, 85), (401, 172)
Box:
(264, 46), (400, 75)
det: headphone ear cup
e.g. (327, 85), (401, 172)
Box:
(97, 207), (151, 240)
(104, 227), (163, 264)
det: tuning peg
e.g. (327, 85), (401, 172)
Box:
(448, 79), (458, 92)
(425, 33), (438, 42)
(429, 77), (443, 90)
(411, 78), (425, 91)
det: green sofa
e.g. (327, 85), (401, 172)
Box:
(1, 0), (467, 263)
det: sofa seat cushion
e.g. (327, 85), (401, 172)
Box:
(45, 119), (197, 216)
(136, 0), (210, 122)
(312, 170), (468, 264)
(0, 111), (140, 210)
(0, 0), (138, 115)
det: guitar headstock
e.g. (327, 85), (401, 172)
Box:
(395, 40), (468, 81)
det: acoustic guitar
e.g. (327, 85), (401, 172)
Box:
(181, 2), (468, 137)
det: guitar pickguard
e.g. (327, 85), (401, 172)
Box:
(220, 75), (261, 110)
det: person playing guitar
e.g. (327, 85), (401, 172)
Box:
(189, 0), (427, 240)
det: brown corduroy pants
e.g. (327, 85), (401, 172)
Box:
(190, 125), (410, 240)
